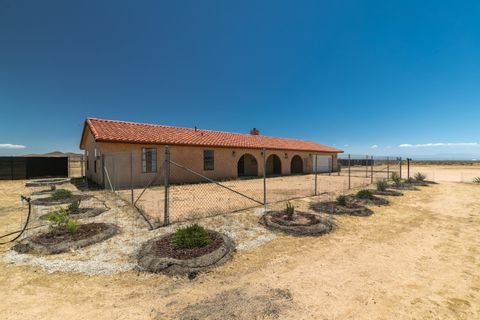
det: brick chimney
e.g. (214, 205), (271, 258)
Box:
(249, 128), (260, 135)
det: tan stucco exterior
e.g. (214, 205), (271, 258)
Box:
(82, 128), (338, 188)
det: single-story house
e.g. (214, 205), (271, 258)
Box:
(79, 118), (343, 187)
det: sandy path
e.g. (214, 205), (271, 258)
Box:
(1, 181), (479, 319)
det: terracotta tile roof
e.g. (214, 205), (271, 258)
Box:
(81, 118), (343, 153)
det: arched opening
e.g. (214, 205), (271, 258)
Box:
(266, 154), (282, 176)
(290, 155), (303, 174)
(237, 154), (258, 177)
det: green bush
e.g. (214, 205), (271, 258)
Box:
(51, 189), (73, 200)
(68, 199), (81, 213)
(391, 172), (402, 186)
(473, 177), (480, 184)
(171, 224), (211, 249)
(414, 172), (426, 182)
(376, 179), (388, 191)
(336, 195), (347, 206)
(405, 177), (415, 184)
(284, 202), (295, 220)
(357, 189), (374, 200)
(46, 208), (79, 234)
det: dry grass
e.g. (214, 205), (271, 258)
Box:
(0, 165), (479, 319)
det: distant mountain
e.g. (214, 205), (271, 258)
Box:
(22, 151), (83, 157)
(401, 153), (480, 161)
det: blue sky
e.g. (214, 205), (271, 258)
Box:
(0, 0), (479, 159)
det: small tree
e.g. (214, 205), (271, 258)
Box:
(414, 172), (426, 182)
(67, 199), (81, 213)
(51, 189), (73, 200)
(46, 208), (78, 234)
(284, 202), (295, 220)
(391, 172), (402, 186)
(376, 179), (388, 191)
(171, 224), (211, 249)
(357, 189), (374, 200)
(336, 195), (347, 206)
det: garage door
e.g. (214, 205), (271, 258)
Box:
(313, 155), (331, 173)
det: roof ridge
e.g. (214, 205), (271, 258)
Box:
(86, 117), (320, 144)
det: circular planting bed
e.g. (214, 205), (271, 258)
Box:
(260, 211), (333, 236)
(371, 189), (403, 196)
(31, 194), (91, 206)
(137, 230), (235, 275)
(310, 201), (373, 217)
(39, 207), (107, 220)
(351, 195), (390, 206)
(26, 178), (70, 187)
(13, 223), (118, 255)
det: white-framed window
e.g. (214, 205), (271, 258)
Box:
(142, 148), (157, 173)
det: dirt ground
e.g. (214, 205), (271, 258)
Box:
(0, 165), (479, 319)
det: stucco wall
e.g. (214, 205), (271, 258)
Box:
(83, 129), (338, 188)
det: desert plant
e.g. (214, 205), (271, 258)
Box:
(376, 179), (388, 192)
(336, 195), (347, 206)
(171, 224), (211, 249)
(391, 172), (402, 186)
(46, 208), (78, 234)
(51, 189), (73, 200)
(405, 177), (415, 184)
(284, 202), (295, 220)
(67, 199), (81, 213)
(473, 177), (480, 184)
(414, 172), (426, 182)
(357, 189), (374, 200)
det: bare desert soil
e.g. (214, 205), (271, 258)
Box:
(0, 165), (479, 319)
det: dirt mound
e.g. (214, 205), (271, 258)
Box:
(372, 189), (403, 196)
(260, 211), (333, 236)
(351, 195), (389, 206)
(31, 194), (91, 206)
(137, 230), (235, 275)
(173, 287), (293, 320)
(310, 201), (374, 217)
(39, 207), (107, 220)
(13, 223), (118, 254)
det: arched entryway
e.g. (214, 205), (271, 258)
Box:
(237, 154), (258, 177)
(266, 154), (282, 176)
(290, 155), (303, 174)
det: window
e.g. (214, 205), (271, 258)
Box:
(142, 148), (157, 173)
(203, 150), (214, 171)
(94, 160), (97, 173)
(86, 151), (89, 171)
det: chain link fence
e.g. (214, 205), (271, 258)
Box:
(101, 147), (404, 228)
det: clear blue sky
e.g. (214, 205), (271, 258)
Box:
(1, 1), (479, 159)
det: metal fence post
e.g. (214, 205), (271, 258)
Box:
(407, 158), (411, 179)
(370, 155), (374, 184)
(348, 154), (351, 189)
(130, 151), (134, 204)
(399, 157), (402, 179)
(365, 154), (368, 177)
(387, 156), (390, 180)
(263, 148), (267, 208)
(314, 154), (318, 196)
(163, 146), (170, 226)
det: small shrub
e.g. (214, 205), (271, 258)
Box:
(376, 179), (388, 192)
(171, 224), (211, 249)
(405, 177), (415, 184)
(51, 189), (73, 200)
(391, 172), (402, 186)
(68, 199), (81, 213)
(46, 208), (78, 234)
(357, 189), (374, 200)
(473, 177), (480, 184)
(284, 202), (295, 220)
(336, 195), (347, 206)
(414, 172), (426, 182)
